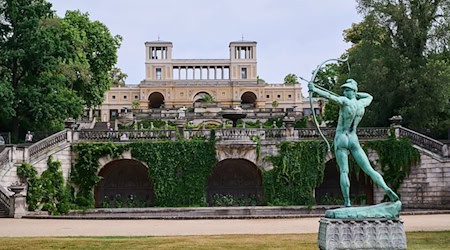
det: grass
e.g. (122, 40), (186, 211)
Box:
(0, 232), (449, 249)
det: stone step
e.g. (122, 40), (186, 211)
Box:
(0, 208), (8, 218)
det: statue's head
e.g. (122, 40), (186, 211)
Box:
(341, 79), (358, 99)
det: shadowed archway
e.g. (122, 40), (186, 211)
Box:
(148, 92), (165, 108)
(241, 91), (257, 108)
(315, 158), (373, 205)
(95, 159), (153, 208)
(206, 159), (264, 206)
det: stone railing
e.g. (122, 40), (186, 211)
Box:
(265, 128), (287, 139)
(0, 148), (10, 171)
(398, 126), (448, 157)
(216, 128), (262, 141)
(28, 129), (69, 161)
(0, 186), (11, 214)
(356, 127), (391, 140)
(184, 129), (211, 140)
(77, 130), (177, 142)
(296, 128), (336, 139)
(295, 127), (390, 140)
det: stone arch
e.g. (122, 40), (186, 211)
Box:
(206, 158), (264, 206)
(201, 120), (222, 127)
(193, 91), (213, 103)
(148, 92), (165, 108)
(94, 159), (154, 208)
(241, 91), (257, 107)
(315, 158), (374, 205)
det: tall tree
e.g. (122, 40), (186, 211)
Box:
(0, 1), (121, 140)
(283, 73), (299, 84)
(110, 67), (128, 87)
(343, 0), (450, 135)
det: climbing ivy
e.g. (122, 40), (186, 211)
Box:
(364, 137), (420, 195)
(17, 157), (71, 214)
(17, 162), (40, 211)
(264, 141), (327, 206)
(71, 143), (128, 208)
(131, 141), (216, 207)
(70, 141), (216, 208)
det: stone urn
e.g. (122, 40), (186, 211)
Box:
(389, 115), (403, 126)
(7, 184), (25, 196)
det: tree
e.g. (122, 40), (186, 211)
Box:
(283, 73), (299, 84)
(0, 1), (121, 140)
(111, 67), (128, 87)
(341, 0), (450, 134)
(314, 63), (340, 90)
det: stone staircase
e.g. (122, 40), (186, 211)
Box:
(92, 122), (109, 131)
(0, 205), (8, 218)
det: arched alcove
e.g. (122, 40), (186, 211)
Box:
(148, 92), (165, 108)
(193, 91), (213, 103)
(94, 159), (154, 208)
(241, 91), (257, 108)
(206, 159), (264, 206)
(315, 158), (373, 205)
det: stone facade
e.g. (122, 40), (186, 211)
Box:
(89, 40), (315, 122)
(397, 148), (450, 209)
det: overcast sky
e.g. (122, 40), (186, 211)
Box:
(50, 0), (362, 95)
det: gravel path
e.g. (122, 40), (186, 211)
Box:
(0, 214), (449, 237)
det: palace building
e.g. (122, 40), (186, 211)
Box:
(90, 40), (317, 122)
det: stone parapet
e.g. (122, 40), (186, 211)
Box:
(318, 218), (406, 250)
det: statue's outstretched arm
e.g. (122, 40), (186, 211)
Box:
(308, 83), (343, 104)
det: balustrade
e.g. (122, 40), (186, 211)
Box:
(216, 128), (262, 141)
(78, 130), (177, 142)
(184, 129), (211, 140)
(28, 130), (68, 161)
(398, 127), (446, 156)
(0, 148), (10, 171)
(0, 186), (11, 213)
(264, 128), (286, 139)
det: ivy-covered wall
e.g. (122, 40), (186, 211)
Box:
(131, 141), (216, 207)
(21, 136), (419, 212)
(71, 141), (216, 208)
(264, 141), (327, 206)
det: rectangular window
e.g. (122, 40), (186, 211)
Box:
(288, 94), (292, 98)
(266, 95), (270, 98)
(241, 67), (247, 79)
(123, 95), (127, 100)
(156, 68), (162, 80)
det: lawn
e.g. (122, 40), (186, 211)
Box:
(0, 231), (449, 249)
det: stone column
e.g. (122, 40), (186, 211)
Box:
(174, 119), (185, 139)
(283, 117), (295, 139)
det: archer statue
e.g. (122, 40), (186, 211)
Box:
(308, 78), (399, 207)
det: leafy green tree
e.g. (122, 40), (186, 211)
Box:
(283, 73), (299, 84)
(314, 63), (340, 90)
(0, 1), (121, 139)
(111, 67), (128, 87)
(342, 0), (450, 134)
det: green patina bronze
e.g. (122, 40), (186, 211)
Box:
(325, 201), (402, 219)
(308, 74), (400, 218)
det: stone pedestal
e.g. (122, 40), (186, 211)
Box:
(11, 194), (27, 218)
(318, 218), (406, 250)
